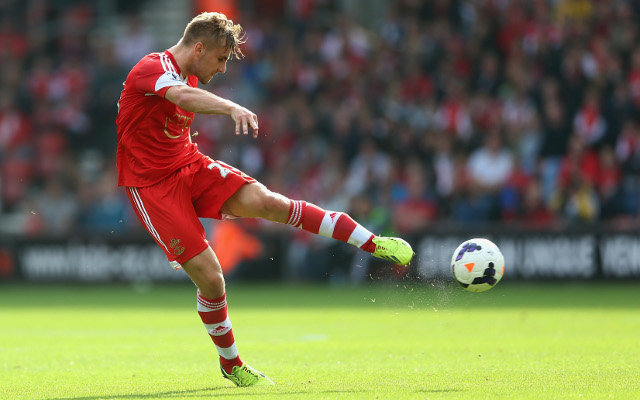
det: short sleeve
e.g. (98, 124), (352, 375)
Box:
(135, 55), (187, 98)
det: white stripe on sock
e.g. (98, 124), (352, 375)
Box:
(286, 200), (297, 225)
(295, 201), (303, 226)
(216, 343), (239, 360)
(318, 212), (341, 238)
(204, 317), (232, 336)
(197, 296), (226, 312)
(287, 200), (302, 226)
(347, 224), (374, 247)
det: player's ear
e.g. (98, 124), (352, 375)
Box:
(194, 42), (205, 56)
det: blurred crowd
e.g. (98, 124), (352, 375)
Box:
(2, 0), (640, 239)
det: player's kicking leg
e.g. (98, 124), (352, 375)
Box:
(220, 183), (415, 266)
(181, 247), (274, 387)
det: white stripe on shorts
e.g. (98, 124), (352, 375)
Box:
(128, 187), (170, 253)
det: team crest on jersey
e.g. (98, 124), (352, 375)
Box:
(164, 112), (193, 139)
(170, 238), (185, 256)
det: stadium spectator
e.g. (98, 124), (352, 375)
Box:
(114, 14), (156, 69)
(463, 129), (515, 221)
(519, 178), (556, 228)
(1, 0), (640, 240)
(596, 145), (624, 219)
(573, 87), (607, 146)
(467, 130), (514, 193)
(391, 157), (437, 234)
(550, 170), (600, 223)
(32, 176), (78, 235)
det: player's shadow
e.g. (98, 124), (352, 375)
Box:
(52, 387), (369, 399)
(50, 387), (218, 400)
(415, 388), (467, 393)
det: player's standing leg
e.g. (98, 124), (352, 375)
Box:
(181, 247), (274, 387)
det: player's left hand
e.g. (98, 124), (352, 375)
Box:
(231, 106), (259, 138)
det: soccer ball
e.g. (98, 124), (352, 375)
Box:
(451, 238), (504, 292)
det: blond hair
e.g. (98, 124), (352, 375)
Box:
(182, 12), (245, 59)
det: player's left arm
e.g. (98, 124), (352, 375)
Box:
(165, 85), (259, 138)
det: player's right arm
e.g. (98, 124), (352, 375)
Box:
(165, 85), (259, 138)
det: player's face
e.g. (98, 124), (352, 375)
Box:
(195, 42), (232, 84)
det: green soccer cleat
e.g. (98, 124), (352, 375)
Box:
(372, 236), (415, 265)
(221, 363), (274, 387)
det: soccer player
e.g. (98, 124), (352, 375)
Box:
(115, 12), (414, 387)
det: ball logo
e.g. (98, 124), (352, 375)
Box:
(455, 242), (482, 261)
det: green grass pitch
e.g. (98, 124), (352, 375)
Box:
(1, 281), (639, 399)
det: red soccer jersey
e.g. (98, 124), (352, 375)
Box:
(116, 50), (201, 187)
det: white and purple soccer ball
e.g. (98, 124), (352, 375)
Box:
(451, 238), (505, 292)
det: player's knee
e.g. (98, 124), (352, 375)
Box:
(259, 191), (289, 221)
(199, 269), (226, 298)
(247, 185), (288, 220)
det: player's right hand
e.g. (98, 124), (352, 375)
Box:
(231, 106), (259, 138)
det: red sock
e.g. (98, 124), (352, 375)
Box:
(360, 236), (376, 253)
(286, 200), (376, 252)
(196, 291), (243, 374)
